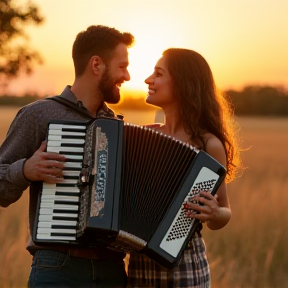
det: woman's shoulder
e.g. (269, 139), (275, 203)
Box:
(202, 132), (226, 165)
(203, 132), (223, 148)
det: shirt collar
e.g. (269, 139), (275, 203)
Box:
(59, 85), (115, 118)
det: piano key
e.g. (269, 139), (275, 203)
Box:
(39, 208), (79, 215)
(37, 228), (76, 234)
(64, 162), (82, 168)
(48, 135), (68, 140)
(42, 197), (79, 203)
(41, 195), (79, 201)
(36, 234), (76, 241)
(39, 208), (57, 215)
(39, 211), (78, 218)
(40, 201), (79, 208)
(62, 155), (83, 161)
(47, 146), (84, 153)
(38, 220), (77, 227)
(40, 203), (79, 210)
(42, 191), (80, 196)
(62, 179), (78, 184)
(48, 135), (85, 141)
(48, 129), (86, 137)
(47, 139), (85, 146)
(39, 213), (78, 221)
(41, 195), (79, 202)
(63, 177), (80, 182)
(43, 183), (80, 192)
(42, 189), (80, 195)
(44, 178), (79, 184)
(49, 124), (86, 130)
(63, 170), (81, 176)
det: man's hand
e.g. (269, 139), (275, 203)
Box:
(23, 141), (66, 183)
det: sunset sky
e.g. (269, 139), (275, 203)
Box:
(5, 0), (288, 97)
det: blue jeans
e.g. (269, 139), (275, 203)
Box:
(28, 250), (127, 288)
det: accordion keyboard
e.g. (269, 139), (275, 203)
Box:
(35, 123), (86, 241)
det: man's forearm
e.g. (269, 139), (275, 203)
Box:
(0, 160), (30, 207)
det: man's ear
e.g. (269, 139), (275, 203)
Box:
(90, 56), (105, 74)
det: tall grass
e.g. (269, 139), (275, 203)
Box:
(0, 107), (287, 287)
(203, 117), (288, 288)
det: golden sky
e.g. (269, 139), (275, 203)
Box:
(6, 0), (288, 97)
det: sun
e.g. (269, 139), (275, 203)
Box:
(121, 35), (170, 92)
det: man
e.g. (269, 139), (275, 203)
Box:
(0, 25), (134, 287)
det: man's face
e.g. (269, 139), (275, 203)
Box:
(99, 43), (130, 104)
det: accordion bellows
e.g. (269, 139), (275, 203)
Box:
(33, 117), (226, 268)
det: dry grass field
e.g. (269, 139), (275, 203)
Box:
(0, 106), (287, 288)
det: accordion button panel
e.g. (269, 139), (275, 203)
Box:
(159, 167), (219, 257)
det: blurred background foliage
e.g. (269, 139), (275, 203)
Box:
(1, 85), (288, 117)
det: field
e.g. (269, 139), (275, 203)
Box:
(0, 107), (287, 288)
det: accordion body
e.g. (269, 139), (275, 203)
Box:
(33, 117), (226, 268)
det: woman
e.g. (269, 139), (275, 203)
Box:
(128, 48), (242, 288)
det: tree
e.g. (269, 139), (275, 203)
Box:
(226, 85), (288, 116)
(0, 0), (44, 86)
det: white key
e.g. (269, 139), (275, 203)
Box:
(44, 178), (79, 184)
(36, 234), (76, 241)
(42, 189), (80, 195)
(63, 170), (81, 176)
(48, 134), (85, 141)
(47, 146), (84, 153)
(64, 162), (82, 168)
(38, 220), (77, 227)
(49, 124), (86, 130)
(62, 179), (79, 184)
(37, 228), (76, 234)
(47, 140), (85, 146)
(39, 208), (79, 214)
(48, 129), (85, 137)
(41, 195), (79, 202)
(48, 135), (65, 140)
(39, 213), (78, 221)
(42, 183), (80, 192)
(40, 203), (79, 210)
(39, 208), (55, 214)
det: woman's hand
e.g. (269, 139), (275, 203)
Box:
(184, 191), (220, 223)
(183, 190), (231, 230)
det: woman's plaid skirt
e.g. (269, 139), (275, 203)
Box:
(128, 235), (210, 288)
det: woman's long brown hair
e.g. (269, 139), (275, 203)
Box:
(162, 48), (242, 182)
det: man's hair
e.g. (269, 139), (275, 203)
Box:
(72, 25), (134, 77)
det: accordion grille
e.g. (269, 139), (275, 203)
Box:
(119, 124), (197, 242)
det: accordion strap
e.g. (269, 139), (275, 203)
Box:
(46, 95), (96, 120)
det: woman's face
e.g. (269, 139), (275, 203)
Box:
(145, 56), (176, 109)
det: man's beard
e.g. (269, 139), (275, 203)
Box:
(99, 69), (121, 104)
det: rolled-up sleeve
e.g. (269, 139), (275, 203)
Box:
(0, 159), (30, 207)
(0, 105), (43, 207)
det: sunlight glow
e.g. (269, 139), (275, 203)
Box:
(4, 0), (288, 96)
(123, 38), (168, 91)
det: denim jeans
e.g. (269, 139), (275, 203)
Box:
(28, 250), (127, 288)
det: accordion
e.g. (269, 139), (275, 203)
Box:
(33, 117), (226, 268)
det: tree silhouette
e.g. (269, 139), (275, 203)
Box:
(226, 85), (288, 116)
(0, 0), (44, 85)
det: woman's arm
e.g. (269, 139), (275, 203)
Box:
(186, 135), (231, 230)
